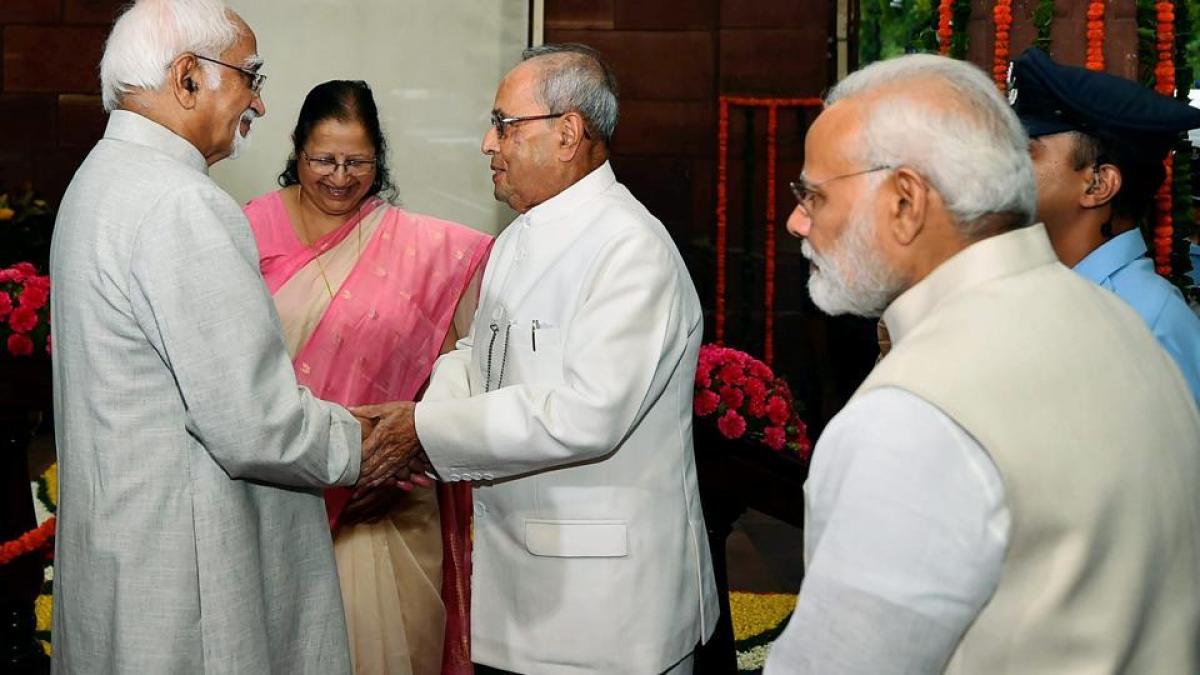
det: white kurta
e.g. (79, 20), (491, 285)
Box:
(765, 387), (1008, 674)
(415, 162), (719, 674)
(50, 111), (361, 675)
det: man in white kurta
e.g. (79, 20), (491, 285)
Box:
(765, 54), (1200, 674)
(50, 4), (362, 673)
(356, 45), (718, 674)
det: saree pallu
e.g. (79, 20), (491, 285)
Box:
(247, 191), (490, 674)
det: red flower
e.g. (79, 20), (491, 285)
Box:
(9, 306), (38, 333)
(0, 292), (11, 320)
(693, 389), (720, 417)
(766, 396), (790, 425)
(717, 363), (747, 386)
(11, 262), (37, 280)
(763, 426), (787, 450)
(747, 396), (768, 418)
(744, 377), (768, 403)
(719, 385), (745, 410)
(19, 284), (48, 311)
(748, 361), (773, 380)
(7, 333), (33, 357)
(717, 409), (747, 439)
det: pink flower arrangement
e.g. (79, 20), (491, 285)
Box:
(694, 344), (812, 459)
(1, 262), (51, 358)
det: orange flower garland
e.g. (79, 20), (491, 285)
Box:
(993, 0), (1013, 91)
(0, 516), (55, 567)
(938, 0), (954, 56)
(1086, 0), (1106, 70)
(1154, 0), (1176, 274)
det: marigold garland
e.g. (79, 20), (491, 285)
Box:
(0, 516), (55, 567)
(1154, 0), (1176, 275)
(1086, 0), (1106, 70)
(993, 0), (1013, 91)
(715, 96), (822, 355)
(938, 0), (954, 55)
(764, 105), (779, 365)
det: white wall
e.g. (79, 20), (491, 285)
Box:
(212, 0), (531, 234)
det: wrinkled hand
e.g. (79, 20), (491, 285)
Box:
(353, 412), (378, 443)
(350, 402), (435, 492)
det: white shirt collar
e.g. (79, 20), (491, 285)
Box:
(523, 161), (616, 228)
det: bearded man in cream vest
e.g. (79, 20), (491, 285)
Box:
(764, 54), (1200, 674)
(354, 43), (717, 674)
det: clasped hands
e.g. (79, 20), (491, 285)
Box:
(341, 401), (435, 524)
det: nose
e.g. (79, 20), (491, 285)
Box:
(251, 92), (266, 117)
(786, 204), (812, 239)
(481, 125), (499, 156)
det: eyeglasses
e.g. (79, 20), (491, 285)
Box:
(301, 152), (377, 177)
(490, 111), (567, 139)
(192, 54), (267, 94)
(789, 165), (894, 217)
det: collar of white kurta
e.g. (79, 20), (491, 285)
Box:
(883, 223), (1057, 343)
(104, 109), (209, 175)
(522, 160), (617, 228)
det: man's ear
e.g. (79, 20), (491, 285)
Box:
(1080, 163), (1121, 209)
(556, 111), (588, 161)
(169, 53), (202, 110)
(889, 167), (928, 246)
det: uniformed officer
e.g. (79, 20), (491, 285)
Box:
(1011, 47), (1200, 407)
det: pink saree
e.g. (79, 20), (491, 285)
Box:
(247, 190), (490, 675)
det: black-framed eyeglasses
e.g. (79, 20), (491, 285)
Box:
(192, 54), (266, 94)
(490, 111), (567, 139)
(301, 152), (377, 177)
(789, 165), (894, 216)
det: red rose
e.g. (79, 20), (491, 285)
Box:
(717, 409), (747, 439)
(693, 389), (720, 416)
(24, 274), (50, 292)
(0, 269), (16, 283)
(719, 385), (744, 410)
(694, 362), (713, 388)
(9, 306), (38, 333)
(7, 333), (33, 357)
(0, 291), (12, 320)
(19, 284), (48, 311)
(13, 262), (37, 277)
(763, 426), (787, 451)
(717, 363), (747, 386)
(766, 396), (790, 425)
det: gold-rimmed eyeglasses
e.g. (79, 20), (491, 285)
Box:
(192, 54), (266, 94)
(301, 152), (377, 177)
(789, 165), (894, 216)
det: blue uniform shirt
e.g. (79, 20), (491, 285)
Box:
(1190, 243), (1199, 288)
(1075, 230), (1200, 407)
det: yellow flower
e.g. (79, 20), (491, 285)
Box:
(35, 593), (52, 631)
(729, 591), (796, 641)
(0, 208), (15, 221)
(44, 463), (58, 509)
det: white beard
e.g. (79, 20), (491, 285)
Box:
(228, 109), (259, 160)
(802, 203), (905, 318)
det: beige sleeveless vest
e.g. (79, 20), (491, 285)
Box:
(858, 224), (1200, 674)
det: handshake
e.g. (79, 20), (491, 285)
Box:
(343, 401), (435, 524)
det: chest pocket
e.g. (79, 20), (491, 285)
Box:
(504, 321), (563, 387)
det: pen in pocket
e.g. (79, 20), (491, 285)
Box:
(531, 319), (539, 352)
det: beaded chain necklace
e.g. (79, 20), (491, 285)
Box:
(295, 185), (361, 299)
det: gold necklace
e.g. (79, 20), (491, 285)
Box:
(295, 185), (361, 299)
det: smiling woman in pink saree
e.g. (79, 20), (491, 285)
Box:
(245, 80), (490, 675)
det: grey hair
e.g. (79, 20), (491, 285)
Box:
(827, 54), (1036, 235)
(100, 0), (241, 112)
(521, 43), (619, 144)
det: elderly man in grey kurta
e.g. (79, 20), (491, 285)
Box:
(50, 2), (368, 673)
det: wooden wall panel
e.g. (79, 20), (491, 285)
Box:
(546, 29), (715, 101)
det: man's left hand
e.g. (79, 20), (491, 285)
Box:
(350, 401), (432, 490)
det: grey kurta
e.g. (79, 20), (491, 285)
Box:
(49, 111), (360, 674)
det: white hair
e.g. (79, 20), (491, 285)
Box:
(100, 0), (241, 112)
(827, 54), (1036, 235)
